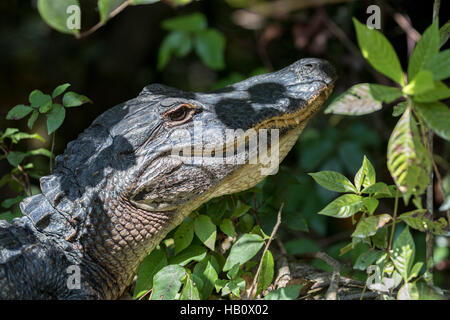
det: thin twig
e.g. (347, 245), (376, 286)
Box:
(248, 203), (284, 299)
(425, 0), (440, 283)
(76, 0), (131, 39)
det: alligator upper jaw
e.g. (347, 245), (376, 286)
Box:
(252, 82), (335, 132)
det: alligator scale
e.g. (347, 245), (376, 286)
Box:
(0, 59), (336, 299)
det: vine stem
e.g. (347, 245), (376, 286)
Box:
(76, 0), (131, 39)
(387, 189), (399, 263)
(425, 0), (440, 282)
(247, 203), (284, 299)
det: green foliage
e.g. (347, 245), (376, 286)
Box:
(37, 0), (80, 35)
(1, 85), (90, 222)
(326, 18), (449, 212)
(263, 285), (302, 300)
(158, 13), (226, 70)
(310, 153), (447, 299)
(7, 84), (91, 134)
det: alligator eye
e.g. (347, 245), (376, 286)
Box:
(163, 104), (196, 125)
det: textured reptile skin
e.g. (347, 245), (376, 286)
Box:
(0, 58), (336, 299)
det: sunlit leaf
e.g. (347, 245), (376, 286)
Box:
(194, 214), (216, 250)
(133, 248), (167, 299)
(408, 20), (440, 80)
(391, 227), (415, 282)
(308, 171), (357, 193)
(151, 264), (186, 300)
(223, 233), (264, 271)
(318, 194), (365, 218)
(416, 101), (450, 140)
(352, 214), (391, 238)
(387, 107), (431, 203)
(353, 18), (404, 85)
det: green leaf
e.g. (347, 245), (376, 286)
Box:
(161, 13), (207, 32)
(361, 182), (391, 196)
(318, 194), (365, 218)
(391, 226), (415, 282)
(133, 248), (167, 299)
(230, 202), (251, 218)
(6, 105), (33, 120)
(157, 31), (192, 70)
(387, 107), (431, 203)
(29, 148), (52, 158)
(223, 233), (264, 271)
(169, 245), (207, 266)
(9, 132), (45, 144)
(194, 29), (226, 70)
(354, 250), (385, 271)
(263, 285), (302, 300)
(372, 227), (388, 249)
(423, 49), (450, 81)
(219, 218), (236, 237)
(439, 21), (450, 48)
(6, 151), (27, 167)
(354, 155), (376, 191)
(408, 262), (424, 281)
(325, 83), (383, 116)
(180, 277), (200, 300)
(62, 92), (92, 107)
(194, 214), (216, 250)
(408, 20), (440, 81)
(369, 84), (403, 103)
(226, 263), (240, 280)
(27, 111), (39, 129)
(37, 0), (80, 34)
(399, 209), (447, 235)
(1, 196), (25, 209)
(362, 197), (379, 215)
(308, 171), (357, 193)
(256, 250), (274, 296)
(352, 214), (391, 238)
(174, 218), (194, 255)
(403, 70), (435, 95)
(393, 102), (407, 117)
(151, 264), (186, 300)
(98, 0), (126, 23)
(398, 282), (419, 300)
(197, 261), (218, 299)
(29, 90), (51, 111)
(416, 101), (450, 140)
(353, 18), (405, 85)
(52, 83), (71, 98)
(414, 81), (450, 102)
(46, 104), (66, 134)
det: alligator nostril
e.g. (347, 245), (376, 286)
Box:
(304, 63), (314, 68)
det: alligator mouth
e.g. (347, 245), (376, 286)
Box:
(253, 83), (334, 131)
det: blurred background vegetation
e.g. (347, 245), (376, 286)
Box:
(0, 0), (449, 290)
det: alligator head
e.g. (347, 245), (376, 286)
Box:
(12, 58), (336, 299)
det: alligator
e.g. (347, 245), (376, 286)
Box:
(0, 58), (336, 299)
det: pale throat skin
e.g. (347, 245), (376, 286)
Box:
(0, 58), (336, 299)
